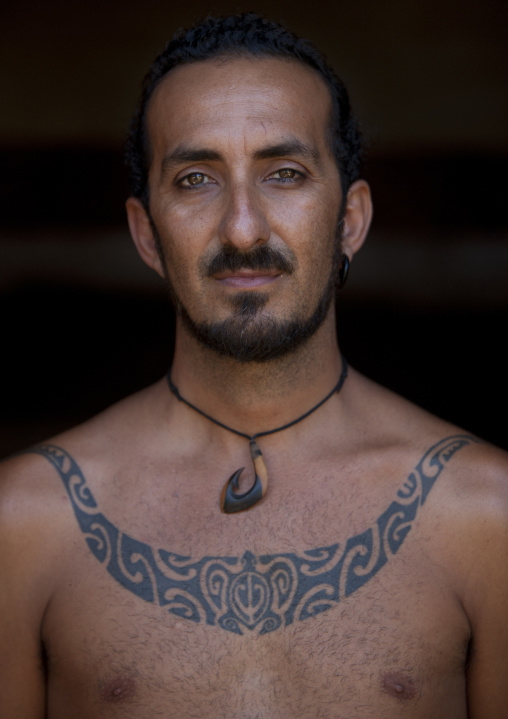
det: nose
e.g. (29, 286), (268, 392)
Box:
(218, 183), (270, 250)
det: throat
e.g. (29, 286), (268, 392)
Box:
(167, 358), (348, 513)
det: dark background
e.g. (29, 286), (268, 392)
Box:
(1, 0), (507, 457)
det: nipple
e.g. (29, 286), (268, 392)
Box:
(99, 676), (136, 703)
(381, 671), (417, 701)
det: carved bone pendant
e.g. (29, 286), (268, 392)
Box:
(220, 439), (268, 513)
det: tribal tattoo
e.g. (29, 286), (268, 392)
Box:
(28, 435), (479, 636)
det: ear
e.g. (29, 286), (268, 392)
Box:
(341, 179), (373, 259)
(125, 197), (165, 278)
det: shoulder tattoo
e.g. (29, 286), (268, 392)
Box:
(27, 435), (480, 635)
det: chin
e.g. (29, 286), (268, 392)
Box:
(178, 288), (334, 363)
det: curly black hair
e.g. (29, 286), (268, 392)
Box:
(125, 12), (363, 209)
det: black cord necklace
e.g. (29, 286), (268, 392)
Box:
(166, 357), (348, 514)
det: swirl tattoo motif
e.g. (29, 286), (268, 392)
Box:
(29, 435), (479, 635)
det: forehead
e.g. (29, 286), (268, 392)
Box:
(146, 56), (334, 160)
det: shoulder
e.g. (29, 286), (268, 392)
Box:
(0, 410), (127, 619)
(433, 439), (508, 553)
(2, 376), (169, 475)
(0, 377), (169, 526)
(387, 409), (508, 656)
(0, 387), (144, 562)
(0, 444), (96, 711)
(444, 438), (508, 503)
(348, 366), (508, 548)
(0, 448), (67, 532)
(0, 448), (74, 647)
(443, 439), (508, 554)
(0, 443), (79, 558)
(413, 438), (508, 636)
(348, 369), (505, 476)
(408, 429), (508, 525)
(437, 441), (508, 712)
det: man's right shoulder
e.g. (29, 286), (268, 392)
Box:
(0, 448), (77, 646)
(0, 445), (86, 713)
(0, 446), (75, 558)
(0, 445), (62, 512)
(0, 378), (166, 499)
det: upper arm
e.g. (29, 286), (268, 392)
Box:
(455, 449), (508, 716)
(0, 454), (57, 717)
(466, 542), (508, 716)
(0, 592), (46, 717)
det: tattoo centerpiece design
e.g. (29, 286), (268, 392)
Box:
(30, 435), (478, 635)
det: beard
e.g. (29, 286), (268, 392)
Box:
(151, 216), (343, 363)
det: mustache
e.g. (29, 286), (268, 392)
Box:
(205, 245), (296, 276)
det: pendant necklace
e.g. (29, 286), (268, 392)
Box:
(166, 357), (348, 514)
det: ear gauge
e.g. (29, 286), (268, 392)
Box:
(337, 253), (349, 289)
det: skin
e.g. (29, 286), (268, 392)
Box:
(1, 56), (507, 718)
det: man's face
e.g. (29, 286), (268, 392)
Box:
(144, 56), (344, 361)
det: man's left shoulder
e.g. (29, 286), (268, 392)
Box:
(427, 435), (508, 605)
(441, 436), (508, 512)
(419, 433), (508, 538)
(438, 438), (508, 714)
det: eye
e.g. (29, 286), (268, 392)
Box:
(269, 168), (304, 183)
(178, 172), (214, 189)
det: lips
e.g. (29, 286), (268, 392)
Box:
(214, 270), (281, 288)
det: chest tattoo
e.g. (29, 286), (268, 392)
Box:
(29, 435), (478, 635)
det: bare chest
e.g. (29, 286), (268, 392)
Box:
(35, 437), (475, 717)
(44, 550), (468, 719)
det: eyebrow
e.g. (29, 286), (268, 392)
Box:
(160, 137), (323, 179)
(161, 147), (222, 178)
(253, 139), (322, 165)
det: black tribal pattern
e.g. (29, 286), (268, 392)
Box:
(29, 435), (479, 635)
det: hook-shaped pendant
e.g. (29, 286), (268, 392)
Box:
(220, 439), (268, 513)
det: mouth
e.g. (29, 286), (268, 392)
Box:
(213, 270), (282, 289)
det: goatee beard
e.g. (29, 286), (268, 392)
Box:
(178, 279), (337, 363)
(151, 222), (343, 363)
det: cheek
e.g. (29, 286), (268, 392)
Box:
(155, 228), (199, 298)
(275, 186), (339, 234)
(154, 205), (214, 277)
(287, 203), (339, 268)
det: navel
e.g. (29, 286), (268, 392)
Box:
(381, 671), (418, 701)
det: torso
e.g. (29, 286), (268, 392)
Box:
(43, 564), (468, 718)
(21, 379), (483, 718)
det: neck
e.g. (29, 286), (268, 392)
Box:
(169, 309), (344, 435)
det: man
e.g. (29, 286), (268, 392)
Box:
(1, 12), (507, 718)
